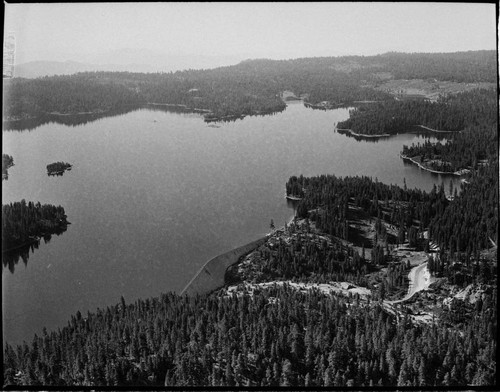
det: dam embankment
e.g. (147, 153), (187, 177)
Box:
(181, 236), (269, 296)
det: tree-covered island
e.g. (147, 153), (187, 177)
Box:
(47, 161), (72, 176)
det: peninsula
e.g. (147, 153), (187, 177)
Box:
(400, 154), (470, 176)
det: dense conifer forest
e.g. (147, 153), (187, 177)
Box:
(400, 118), (497, 174)
(288, 164), (497, 259)
(337, 89), (496, 136)
(288, 174), (448, 234)
(3, 76), (141, 120)
(3, 280), (495, 386)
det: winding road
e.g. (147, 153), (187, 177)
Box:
(385, 262), (431, 304)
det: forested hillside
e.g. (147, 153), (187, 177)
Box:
(399, 90), (497, 174)
(429, 162), (498, 257)
(369, 51), (496, 82)
(4, 51), (496, 122)
(3, 282), (496, 387)
(288, 166), (498, 260)
(337, 89), (496, 136)
(3, 76), (142, 120)
(288, 174), (449, 230)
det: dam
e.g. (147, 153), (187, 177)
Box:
(181, 236), (269, 296)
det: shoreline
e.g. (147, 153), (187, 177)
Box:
(204, 107), (284, 123)
(147, 102), (212, 113)
(285, 194), (302, 201)
(2, 221), (70, 253)
(335, 123), (457, 140)
(5, 101), (287, 126)
(148, 103), (284, 123)
(3, 104), (140, 123)
(415, 124), (455, 133)
(336, 127), (391, 138)
(182, 213), (296, 296)
(204, 113), (246, 122)
(181, 236), (269, 296)
(400, 154), (465, 176)
(304, 102), (345, 110)
(47, 110), (105, 116)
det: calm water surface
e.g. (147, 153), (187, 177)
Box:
(2, 102), (460, 344)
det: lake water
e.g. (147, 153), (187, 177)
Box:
(2, 101), (460, 344)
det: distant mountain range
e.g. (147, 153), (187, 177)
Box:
(12, 49), (248, 78)
(13, 61), (160, 78)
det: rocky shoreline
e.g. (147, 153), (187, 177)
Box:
(336, 127), (391, 138)
(400, 154), (469, 176)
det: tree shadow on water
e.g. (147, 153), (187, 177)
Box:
(2, 230), (65, 273)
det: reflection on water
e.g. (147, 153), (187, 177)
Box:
(3, 242), (39, 274)
(3, 106), (140, 131)
(4, 104), (290, 132)
(2, 228), (67, 274)
(47, 171), (64, 177)
(335, 130), (392, 143)
(335, 124), (452, 143)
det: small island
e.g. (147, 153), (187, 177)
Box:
(47, 161), (72, 176)
(2, 154), (14, 180)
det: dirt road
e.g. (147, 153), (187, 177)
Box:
(385, 262), (431, 304)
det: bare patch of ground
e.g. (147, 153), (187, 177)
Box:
(281, 90), (301, 102)
(223, 280), (371, 300)
(371, 78), (496, 102)
(392, 245), (429, 267)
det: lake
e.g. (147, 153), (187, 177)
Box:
(2, 101), (460, 345)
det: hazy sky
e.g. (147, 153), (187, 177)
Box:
(4, 2), (497, 64)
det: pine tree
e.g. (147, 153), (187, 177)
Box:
(418, 357), (427, 386)
(324, 365), (335, 386)
(280, 358), (294, 386)
(397, 359), (410, 386)
(304, 372), (312, 387)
